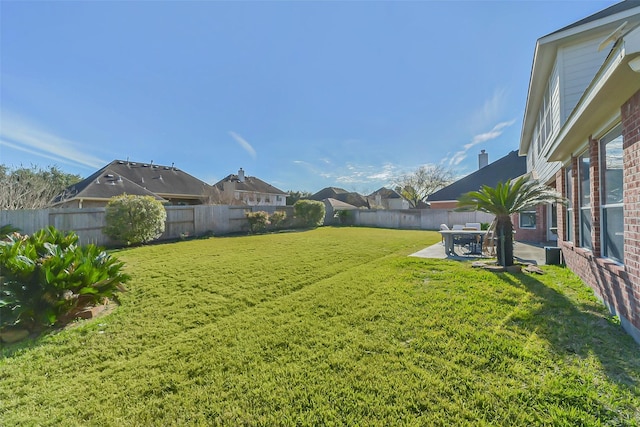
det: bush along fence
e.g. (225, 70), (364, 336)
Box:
(1, 205), (494, 247)
(0, 205), (295, 247)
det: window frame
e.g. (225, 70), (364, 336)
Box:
(565, 164), (574, 243)
(519, 210), (537, 229)
(599, 123), (624, 264)
(577, 151), (592, 250)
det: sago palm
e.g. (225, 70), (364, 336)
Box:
(457, 176), (565, 266)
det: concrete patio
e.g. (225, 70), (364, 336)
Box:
(410, 240), (551, 265)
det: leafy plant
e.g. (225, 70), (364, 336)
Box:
(457, 176), (565, 266)
(104, 194), (167, 246)
(0, 224), (20, 239)
(0, 226), (130, 330)
(293, 200), (325, 228)
(269, 210), (287, 230)
(334, 209), (350, 225)
(246, 211), (270, 233)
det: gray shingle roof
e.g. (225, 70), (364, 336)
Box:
(310, 187), (350, 200)
(213, 174), (286, 195)
(368, 187), (403, 199)
(310, 187), (369, 208)
(103, 160), (210, 196)
(52, 168), (166, 204)
(547, 0), (640, 37)
(426, 151), (527, 202)
(52, 160), (210, 204)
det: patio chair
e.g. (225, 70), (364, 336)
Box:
(482, 219), (497, 257)
(439, 224), (449, 244)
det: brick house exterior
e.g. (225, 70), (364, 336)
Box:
(512, 204), (550, 243)
(519, 1), (640, 343)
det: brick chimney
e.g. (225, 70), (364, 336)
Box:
(238, 168), (245, 182)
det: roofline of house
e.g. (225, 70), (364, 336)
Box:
(546, 26), (640, 162)
(519, 2), (640, 155)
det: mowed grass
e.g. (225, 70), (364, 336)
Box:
(1, 227), (639, 426)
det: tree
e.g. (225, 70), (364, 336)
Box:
(395, 165), (454, 208)
(0, 165), (82, 210)
(456, 176), (565, 267)
(104, 195), (167, 246)
(293, 200), (325, 227)
(286, 190), (313, 206)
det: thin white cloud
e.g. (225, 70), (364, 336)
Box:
(447, 119), (516, 167)
(0, 113), (107, 168)
(367, 163), (398, 181)
(470, 88), (508, 131)
(297, 159), (401, 187)
(0, 139), (80, 167)
(229, 131), (257, 160)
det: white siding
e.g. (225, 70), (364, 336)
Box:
(527, 61), (561, 184)
(528, 140), (562, 184)
(550, 63), (561, 138)
(560, 35), (609, 123)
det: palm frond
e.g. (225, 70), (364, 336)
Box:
(456, 176), (565, 215)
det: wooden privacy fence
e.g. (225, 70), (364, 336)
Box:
(1, 205), (494, 247)
(0, 206), (293, 246)
(346, 209), (494, 230)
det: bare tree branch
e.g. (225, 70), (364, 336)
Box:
(0, 165), (82, 210)
(394, 165), (454, 208)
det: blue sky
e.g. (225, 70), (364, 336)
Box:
(0, 0), (616, 193)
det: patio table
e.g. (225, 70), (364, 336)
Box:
(439, 229), (487, 256)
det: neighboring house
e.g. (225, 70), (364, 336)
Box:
(309, 187), (370, 208)
(519, 0), (640, 343)
(367, 187), (410, 210)
(321, 198), (359, 225)
(426, 150), (527, 211)
(51, 160), (211, 208)
(212, 168), (287, 207)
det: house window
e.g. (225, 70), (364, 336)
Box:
(535, 77), (556, 152)
(578, 152), (591, 250)
(565, 164), (574, 242)
(600, 124), (623, 263)
(519, 211), (536, 229)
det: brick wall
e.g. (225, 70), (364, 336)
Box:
(557, 89), (640, 343)
(513, 204), (548, 242)
(623, 90), (640, 291)
(556, 170), (566, 241)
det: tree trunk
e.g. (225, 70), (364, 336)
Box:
(496, 215), (514, 266)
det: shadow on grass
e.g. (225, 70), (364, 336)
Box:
(497, 271), (640, 390)
(1, 327), (62, 358)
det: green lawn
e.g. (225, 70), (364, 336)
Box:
(1, 227), (639, 426)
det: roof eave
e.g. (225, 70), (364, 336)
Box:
(548, 36), (640, 161)
(520, 3), (640, 155)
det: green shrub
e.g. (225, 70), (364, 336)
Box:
(269, 210), (287, 230)
(293, 200), (325, 228)
(0, 226), (129, 331)
(0, 224), (20, 239)
(246, 211), (270, 233)
(334, 210), (350, 225)
(104, 195), (166, 245)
